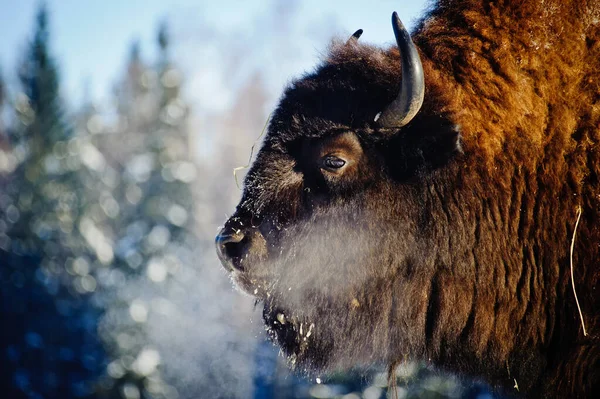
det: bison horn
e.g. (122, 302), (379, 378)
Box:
(375, 12), (425, 128)
(346, 29), (363, 45)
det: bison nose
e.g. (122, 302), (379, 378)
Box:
(215, 227), (248, 272)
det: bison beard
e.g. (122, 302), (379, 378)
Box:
(216, 0), (600, 397)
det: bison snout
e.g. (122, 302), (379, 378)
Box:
(215, 227), (247, 272)
(215, 225), (267, 273)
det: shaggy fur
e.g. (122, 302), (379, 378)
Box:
(218, 1), (600, 397)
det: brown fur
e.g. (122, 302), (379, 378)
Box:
(408, 0), (600, 395)
(218, 1), (600, 397)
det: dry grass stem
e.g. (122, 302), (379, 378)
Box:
(387, 362), (399, 399)
(570, 205), (588, 337)
(233, 114), (271, 189)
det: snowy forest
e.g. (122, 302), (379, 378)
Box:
(0, 3), (495, 399)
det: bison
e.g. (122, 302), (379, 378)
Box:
(216, 0), (600, 397)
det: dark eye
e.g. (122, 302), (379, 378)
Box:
(321, 155), (346, 170)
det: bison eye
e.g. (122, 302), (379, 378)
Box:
(321, 155), (346, 170)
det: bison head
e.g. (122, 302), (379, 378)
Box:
(217, 13), (464, 374)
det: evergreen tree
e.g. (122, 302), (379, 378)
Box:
(0, 5), (105, 398)
(94, 22), (200, 399)
(17, 3), (68, 147)
(10, 3), (77, 244)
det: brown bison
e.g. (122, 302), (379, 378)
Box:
(216, 0), (600, 397)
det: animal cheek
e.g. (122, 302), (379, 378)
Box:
(260, 171), (303, 206)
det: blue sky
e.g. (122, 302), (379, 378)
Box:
(0, 0), (428, 108)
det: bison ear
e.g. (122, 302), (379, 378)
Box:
(385, 118), (462, 180)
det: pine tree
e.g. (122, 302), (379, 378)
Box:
(0, 5), (105, 398)
(10, 3), (77, 245)
(95, 22), (200, 399)
(17, 3), (69, 150)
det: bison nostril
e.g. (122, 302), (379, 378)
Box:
(223, 235), (250, 261)
(215, 229), (248, 272)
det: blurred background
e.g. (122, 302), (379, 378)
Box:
(0, 1), (496, 398)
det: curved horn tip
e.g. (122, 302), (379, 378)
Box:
(391, 11), (401, 25)
(346, 29), (364, 45)
(376, 11), (425, 128)
(391, 12), (409, 43)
